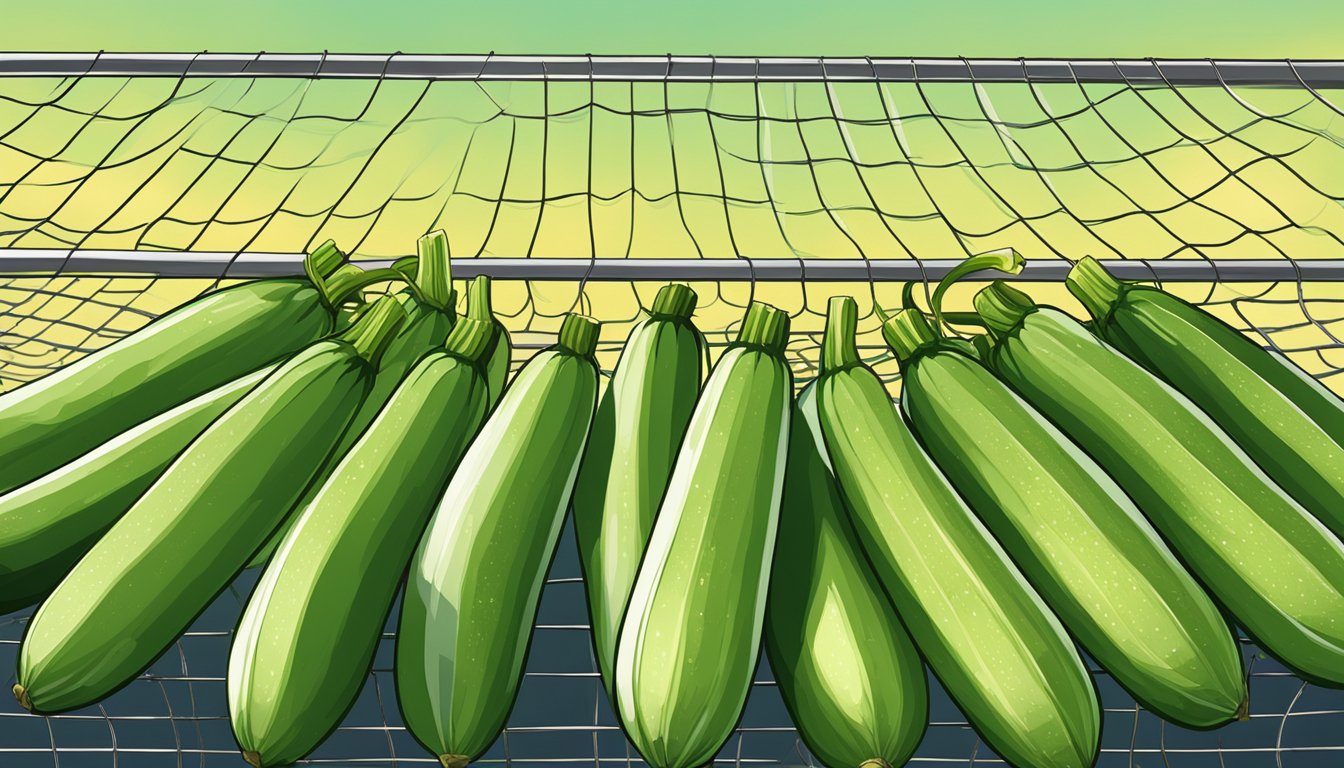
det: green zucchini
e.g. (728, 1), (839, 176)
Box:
(614, 302), (793, 768)
(12, 296), (406, 714)
(887, 307), (1246, 728)
(572, 283), (705, 704)
(0, 364), (274, 615)
(245, 231), (465, 569)
(0, 242), (362, 495)
(764, 383), (927, 768)
(975, 281), (1344, 687)
(1069, 256), (1344, 536)
(395, 313), (599, 768)
(229, 283), (510, 768)
(815, 296), (1099, 768)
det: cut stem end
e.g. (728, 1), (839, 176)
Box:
(737, 302), (790, 355)
(339, 295), (408, 365)
(12, 684), (31, 711)
(242, 750), (263, 768)
(416, 230), (455, 310)
(974, 281), (1038, 339)
(1066, 256), (1125, 321)
(821, 296), (860, 372)
(651, 283), (698, 319)
(558, 314), (601, 358)
(884, 309), (939, 363)
(440, 754), (471, 768)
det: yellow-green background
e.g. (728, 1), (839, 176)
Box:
(2, 0), (1343, 57)
(1, 2), (1342, 393)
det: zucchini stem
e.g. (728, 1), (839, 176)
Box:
(974, 281), (1038, 339)
(651, 283), (698, 320)
(821, 296), (860, 372)
(305, 240), (346, 281)
(558, 314), (601, 358)
(446, 276), (499, 363)
(930, 248), (1024, 333)
(466, 275), (495, 321)
(737, 301), (791, 355)
(416, 230), (455, 311)
(12, 683), (31, 711)
(1066, 256), (1125, 322)
(339, 295), (408, 365)
(439, 755), (470, 768)
(884, 309), (940, 364)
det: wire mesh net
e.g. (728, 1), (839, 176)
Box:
(2, 56), (1344, 767)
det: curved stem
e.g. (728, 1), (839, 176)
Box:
(930, 248), (1024, 333)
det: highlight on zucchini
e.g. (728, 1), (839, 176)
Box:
(573, 283), (705, 705)
(815, 295), (1100, 768)
(887, 304), (1246, 728)
(229, 279), (509, 768)
(13, 296), (407, 715)
(614, 301), (793, 768)
(975, 280), (1344, 687)
(0, 364), (274, 615)
(246, 231), (460, 569)
(764, 382), (928, 768)
(396, 313), (600, 768)
(0, 241), (374, 495)
(1069, 255), (1344, 536)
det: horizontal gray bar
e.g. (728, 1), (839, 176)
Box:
(1, 250), (1341, 282)
(0, 54), (1339, 87)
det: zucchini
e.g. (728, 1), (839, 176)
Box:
(975, 281), (1344, 687)
(0, 364), (273, 616)
(229, 280), (509, 768)
(764, 383), (927, 768)
(614, 302), (793, 768)
(1069, 256), (1344, 535)
(244, 231), (465, 569)
(395, 313), (599, 768)
(887, 307), (1246, 728)
(0, 242), (362, 495)
(815, 296), (1099, 768)
(572, 283), (705, 704)
(12, 296), (406, 714)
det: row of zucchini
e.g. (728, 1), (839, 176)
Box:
(2, 240), (1343, 768)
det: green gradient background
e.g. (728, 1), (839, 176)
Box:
(2, 0), (1342, 56)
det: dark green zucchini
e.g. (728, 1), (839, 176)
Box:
(888, 307), (1245, 728)
(229, 284), (509, 768)
(976, 281), (1344, 687)
(13, 296), (406, 714)
(0, 242), (361, 494)
(0, 364), (273, 615)
(1069, 256), (1344, 536)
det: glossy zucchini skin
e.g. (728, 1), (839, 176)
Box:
(395, 314), (599, 768)
(890, 311), (1245, 728)
(0, 243), (347, 495)
(244, 294), (455, 569)
(12, 298), (405, 715)
(614, 302), (793, 768)
(1069, 256), (1344, 536)
(764, 383), (928, 768)
(573, 284), (704, 704)
(229, 310), (506, 768)
(977, 286), (1344, 688)
(0, 364), (273, 616)
(815, 297), (1099, 768)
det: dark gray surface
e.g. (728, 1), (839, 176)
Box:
(3, 519), (1342, 768)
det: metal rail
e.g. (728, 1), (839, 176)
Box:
(0, 54), (1341, 87)
(2, 250), (1342, 282)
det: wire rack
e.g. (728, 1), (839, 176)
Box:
(2, 54), (1344, 767)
